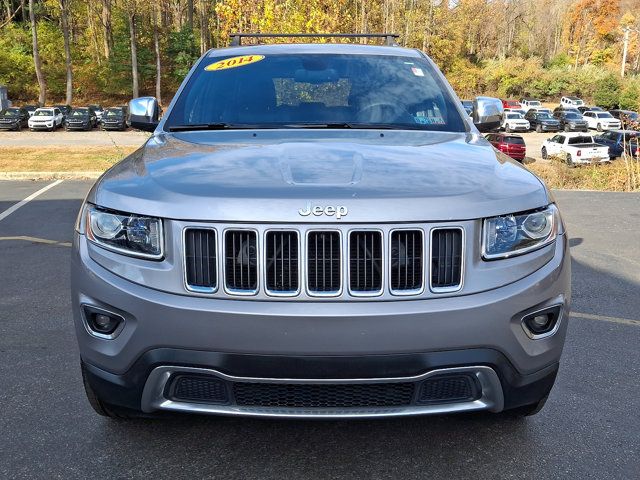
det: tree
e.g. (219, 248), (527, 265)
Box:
(28, 0), (45, 105)
(59, 0), (72, 104)
(152, 1), (162, 104)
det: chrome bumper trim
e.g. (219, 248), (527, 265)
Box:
(140, 365), (504, 418)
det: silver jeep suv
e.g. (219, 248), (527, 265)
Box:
(72, 35), (570, 419)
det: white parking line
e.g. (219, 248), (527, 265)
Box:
(0, 180), (63, 222)
(570, 311), (640, 327)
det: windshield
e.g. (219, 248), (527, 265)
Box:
(506, 114), (523, 119)
(104, 109), (123, 117)
(568, 136), (593, 144)
(165, 53), (467, 132)
(597, 113), (614, 118)
(538, 113), (553, 119)
(71, 109), (89, 116)
(0, 108), (20, 117)
(34, 109), (53, 116)
(565, 113), (581, 119)
(528, 101), (541, 106)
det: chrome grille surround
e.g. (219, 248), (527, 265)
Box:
(180, 222), (466, 301)
(429, 226), (465, 293)
(263, 229), (301, 297)
(223, 228), (259, 296)
(183, 227), (218, 293)
(389, 228), (425, 296)
(347, 228), (385, 297)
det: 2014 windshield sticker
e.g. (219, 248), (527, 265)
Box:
(205, 55), (265, 71)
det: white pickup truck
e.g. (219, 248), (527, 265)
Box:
(541, 132), (610, 166)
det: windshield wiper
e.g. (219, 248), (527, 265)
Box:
(168, 123), (273, 132)
(283, 122), (426, 130)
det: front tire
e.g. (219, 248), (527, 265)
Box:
(505, 125), (511, 133)
(597, 123), (603, 132)
(564, 124), (570, 132)
(536, 124), (542, 133)
(541, 147), (548, 159)
(566, 153), (574, 167)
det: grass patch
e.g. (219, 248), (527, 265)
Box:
(528, 158), (640, 192)
(0, 146), (137, 172)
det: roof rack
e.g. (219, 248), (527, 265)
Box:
(229, 33), (400, 47)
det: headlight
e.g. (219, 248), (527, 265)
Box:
(482, 204), (558, 260)
(86, 206), (163, 259)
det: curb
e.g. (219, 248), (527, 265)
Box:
(0, 171), (103, 180)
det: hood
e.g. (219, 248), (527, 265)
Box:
(91, 130), (549, 223)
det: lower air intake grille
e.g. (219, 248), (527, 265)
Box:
(225, 230), (258, 292)
(390, 230), (423, 292)
(265, 231), (299, 293)
(431, 228), (463, 291)
(307, 231), (341, 294)
(233, 382), (415, 408)
(184, 228), (217, 291)
(417, 375), (480, 404)
(169, 375), (229, 404)
(349, 231), (383, 293)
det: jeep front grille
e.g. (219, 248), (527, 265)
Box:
(225, 230), (258, 292)
(430, 228), (463, 291)
(265, 231), (299, 294)
(307, 231), (341, 294)
(184, 228), (217, 292)
(182, 224), (464, 299)
(349, 231), (383, 295)
(390, 229), (424, 293)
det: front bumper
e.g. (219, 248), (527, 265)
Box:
(540, 124), (561, 131)
(29, 121), (54, 129)
(0, 121), (20, 129)
(73, 233), (570, 417)
(66, 122), (91, 130)
(101, 122), (125, 130)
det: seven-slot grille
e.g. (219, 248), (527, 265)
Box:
(307, 231), (341, 294)
(265, 231), (299, 294)
(349, 231), (383, 294)
(225, 230), (258, 292)
(430, 228), (463, 291)
(390, 230), (423, 292)
(183, 226), (464, 297)
(184, 228), (217, 292)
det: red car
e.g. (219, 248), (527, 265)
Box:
(485, 133), (527, 161)
(501, 99), (522, 109)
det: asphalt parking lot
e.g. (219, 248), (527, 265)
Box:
(0, 180), (639, 479)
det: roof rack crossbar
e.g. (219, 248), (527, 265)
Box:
(229, 33), (400, 47)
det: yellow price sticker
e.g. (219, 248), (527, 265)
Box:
(205, 55), (265, 71)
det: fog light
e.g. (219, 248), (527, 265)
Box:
(521, 305), (562, 339)
(82, 305), (124, 338)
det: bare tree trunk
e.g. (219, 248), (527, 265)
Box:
(102, 0), (112, 59)
(28, 0), (46, 106)
(128, 11), (139, 98)
(153, 3), (162, 105)
(199, 0), (209, 53)
(187, 0), (193, 30)
(20, 0), (25, 22)
(60, 0), (73, 105)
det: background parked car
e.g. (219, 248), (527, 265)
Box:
(609, 110), (639, 125)
(460, 100), (473, 116)
(560, 96), (585, 108)
(64, 107), (98, 131)
(53, 104), (72, 121)
(28, 107), (64, 131)
(542, 132), (610, 166)
(0, 107), (29, 131)
(485, 133), (527, 161)
(527, 107), (552, 115)
(501, 99), (521, 109)
(553, 105), (581, 115)
(23, 105), (38, 117)
(594, 130), (639, 159)
(503, 107), (527, 117)
(582, 110), (622, 131)
(553, 110), (589, 132)
(501, 112), (530, 132)
(100, 107), (128, 130)
(519, 98), (542, 111)
(89, 104), (104, 120)
(525, 110), (561, 132)
(577, 105), (604, 114)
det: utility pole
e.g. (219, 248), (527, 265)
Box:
(621, 27), (630, 77)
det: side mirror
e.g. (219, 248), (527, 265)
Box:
(128, 96), (159, 132)
(473, 96), (503, 132)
